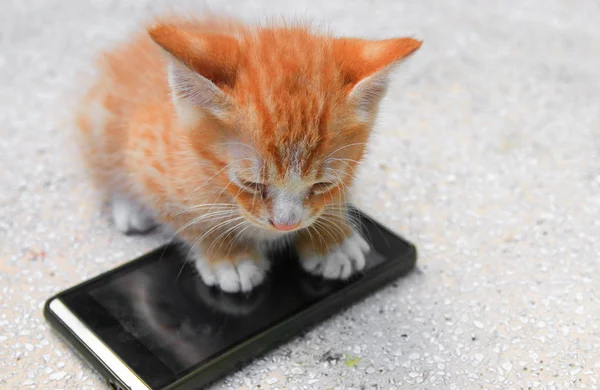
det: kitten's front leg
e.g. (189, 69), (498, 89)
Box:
(192, 248), (271, 293)
(296, 216), (370, 279)
(177, 226), (270, 293)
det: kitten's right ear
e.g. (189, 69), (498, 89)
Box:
(334, 37), (422, 123)
(148, 23), (240, 122)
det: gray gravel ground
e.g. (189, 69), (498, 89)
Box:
(1, 0), (599, 389)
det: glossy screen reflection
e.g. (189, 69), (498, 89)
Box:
(88, 244), (387, 376)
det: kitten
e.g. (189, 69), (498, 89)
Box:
(76, 15), (421, 293)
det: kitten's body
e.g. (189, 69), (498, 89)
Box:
(77, 16), (421, 292)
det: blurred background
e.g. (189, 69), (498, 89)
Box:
(1, 0), (599, 388)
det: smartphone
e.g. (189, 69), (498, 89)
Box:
(44, 208), (417, 390)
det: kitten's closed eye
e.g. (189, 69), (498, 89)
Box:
(311, 182), (337, 195)
(239, 180), (265, 195)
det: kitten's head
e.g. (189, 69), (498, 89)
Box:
(149, 19), (421, 234)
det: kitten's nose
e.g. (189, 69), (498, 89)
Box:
(271, 221), (300, 231)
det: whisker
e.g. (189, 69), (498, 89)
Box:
(326, 157), (361, 164)
(197, 216), (245, 244)
(209, 219), (249, 257)
(173, 203), (237, 216)
(175, 216), (244, 282)
(303, 224), (316, 248)
(171, 209), (237, 238)
(313, 219), (339, 244)
(228, 223), (252, 257)
(316, 214), (348, 240)
(323, 142), (366, 160)
(311, 224), (328, 250)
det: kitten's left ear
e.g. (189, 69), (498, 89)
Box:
(334, 37), (422, 122)
(148, 23), (240, 122)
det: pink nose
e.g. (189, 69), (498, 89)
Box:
(272, 221), (299, 231)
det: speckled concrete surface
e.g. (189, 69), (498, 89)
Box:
(1, 0), (600, 389)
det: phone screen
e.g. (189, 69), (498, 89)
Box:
(58, 212), (414, 389)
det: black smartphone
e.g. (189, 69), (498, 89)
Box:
(44, 208), (417, 390)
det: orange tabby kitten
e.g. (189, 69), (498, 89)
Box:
(77, 15), (421, 292)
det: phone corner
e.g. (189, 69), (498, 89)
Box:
(42, 296), (60, 323)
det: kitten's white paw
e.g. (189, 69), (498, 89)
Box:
(111, 196), (156, 234)
(194, 256), (270, 293)
(300, 231), (370, 279)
